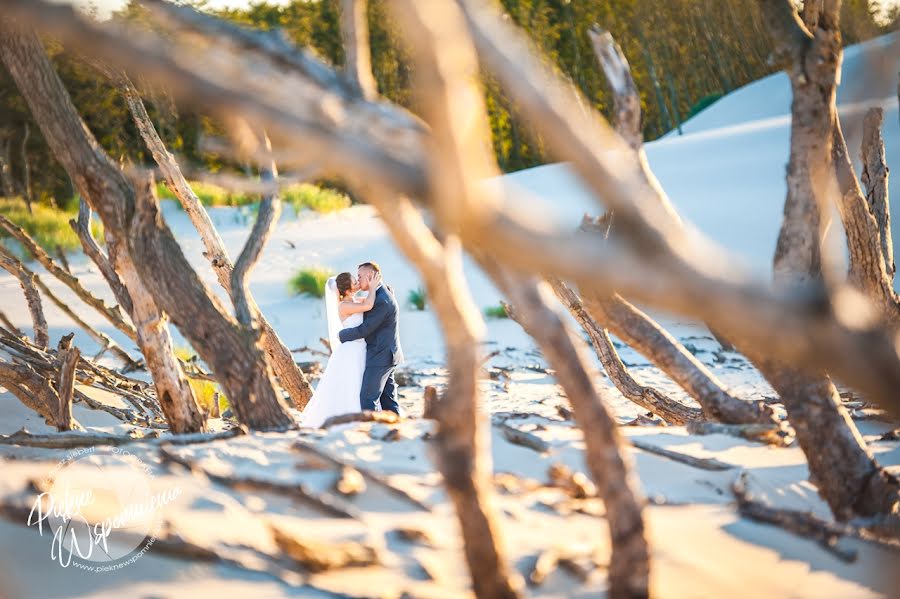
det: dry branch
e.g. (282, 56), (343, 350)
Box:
(0, 427), (240, 449)
(588, 26), (642, 151)
(69, 198), (133, 316)
(0, 214), (136, 341)
(232, 136), (280, 329)
(0, 26), (209, 434)
(496, 420), (550, 454)
(0, 246), (48, 348)
(159, 445), (359, 519)
(547, 280), (701, 425)
(272, 525), (379, 572)
(30, 263), (139, 369)
(630, 438), (736, 471)
(686, 420), (790, 446)
(127, 174), (292, 431)
(320, 410), (399, 429)
(0, 311), (23, 337)
(294, 438), (433, 511)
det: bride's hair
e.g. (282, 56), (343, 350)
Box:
(335, 272), (354, 299)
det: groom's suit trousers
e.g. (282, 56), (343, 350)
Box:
(360, 365), (399, 414)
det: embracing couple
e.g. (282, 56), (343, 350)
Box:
(301, 262), (404, 428)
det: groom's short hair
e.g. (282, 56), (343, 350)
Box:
(358, 261), (381, 274)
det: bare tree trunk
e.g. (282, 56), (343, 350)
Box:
(860, 108), (893, 282)
(489, 267), (650, 598)
(566, 30), (767, 426)
(376, 197), (522, 599)
(128, 174), (293, 431)
(756, 0), (900, 520)
(549, 277), (701, 425)
(0, 246), (48, 348)
(20, 122), (32, 210)
(54, 333), (79, 432)
(0, 131), (16, 197)
(340, 0), (377, 100)
(114, 73), (313, 409)
(0, 21), (208, 433)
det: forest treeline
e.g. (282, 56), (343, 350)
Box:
(0, 0), (895, 203)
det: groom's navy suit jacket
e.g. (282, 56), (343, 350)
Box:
(338, 284), (403, 413)
(338, 284), (403, 366)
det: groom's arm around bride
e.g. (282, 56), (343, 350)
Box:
(338, 263), (403, 415)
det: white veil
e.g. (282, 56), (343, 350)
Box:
(324, 277), (342, 349)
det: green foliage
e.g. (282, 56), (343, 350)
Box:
(407, 287), (426, 311)
(157, 181), (351, 214)
(156, 180), (254, 208)
(0, 198), (102, 257)
(174, 347), (229, 416)
(484, 304), (509, 319)
(282, 183), (352, 214)
(289, 267), (333, 298)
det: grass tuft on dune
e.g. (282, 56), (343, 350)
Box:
(289, 267), (333, 298)
(0, 197), (103, 258)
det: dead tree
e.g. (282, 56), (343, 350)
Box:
(111, 72), (314, 409)
(340, 0), (377, 100)
(489, 267), (651, 597)
(0, 128), (16, 197)
(0, 22), (207, 433)
(754, 0), (899, 521)
(860, 108), (892, 280)
(564, 28), (771, 426)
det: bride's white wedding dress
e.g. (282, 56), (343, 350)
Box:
(300, 281), (367, 428)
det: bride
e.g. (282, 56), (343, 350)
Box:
(300, 270), (381, 428)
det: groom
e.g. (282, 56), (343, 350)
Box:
(338, 262), (403, 415)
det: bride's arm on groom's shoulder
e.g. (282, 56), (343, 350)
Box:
(337, 273), (382, 319)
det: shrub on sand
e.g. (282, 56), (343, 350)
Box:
(156, 180), (254, 208)
(407, 287), (427, 311)
(282, 183), (351, 214)
(484, 304), (509, 319)
(289, 267), (334, 298)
